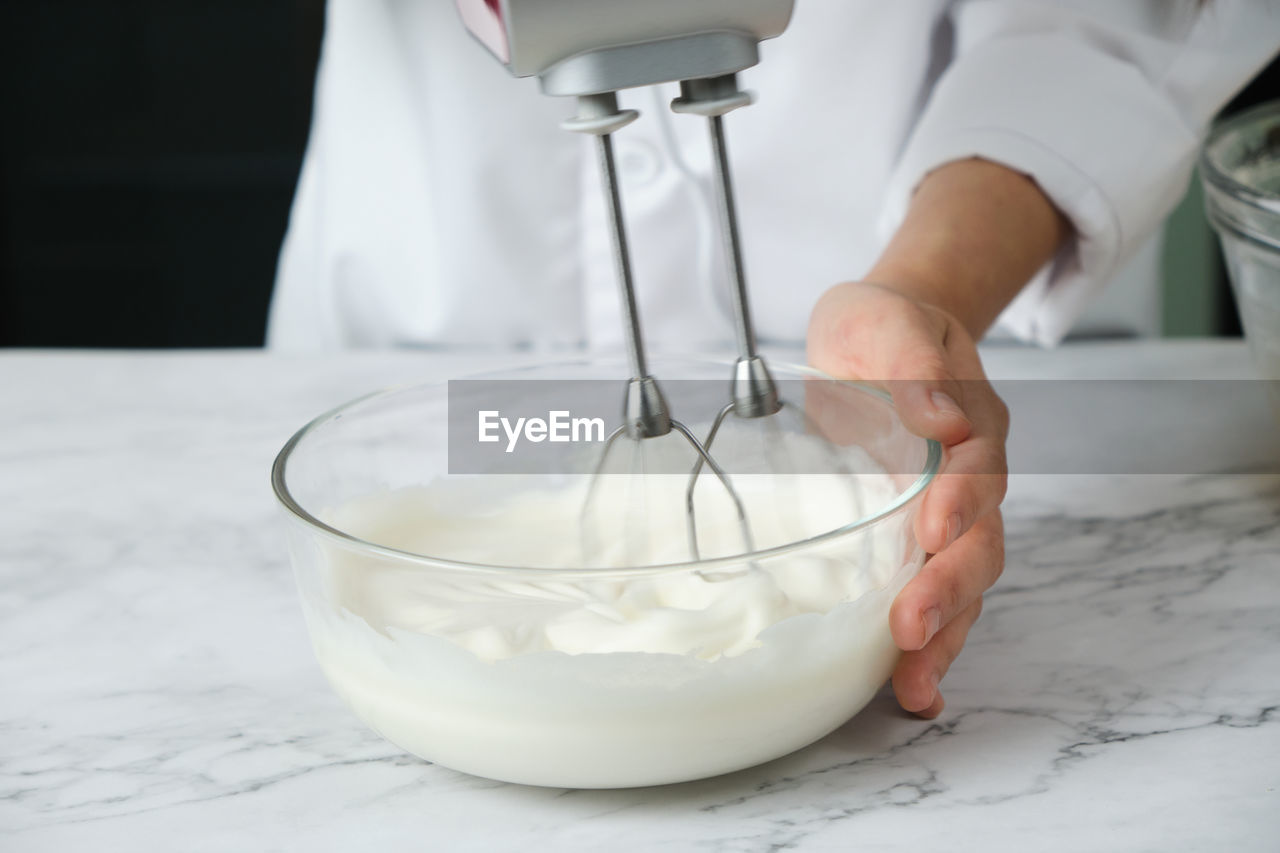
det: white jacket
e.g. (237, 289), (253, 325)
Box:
(269, 0), (1280, 351)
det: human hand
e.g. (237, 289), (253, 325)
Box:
(808, 280), (1009, 719)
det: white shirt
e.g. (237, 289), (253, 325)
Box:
(269, 0), (1280, 352)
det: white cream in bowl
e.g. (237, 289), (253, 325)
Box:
(294, 469), (922, 788)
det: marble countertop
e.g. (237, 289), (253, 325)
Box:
(2, 341), (1277, 852)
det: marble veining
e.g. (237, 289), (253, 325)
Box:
(1, 343), (1277, 852)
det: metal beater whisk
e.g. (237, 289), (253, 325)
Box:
(565, 94), (754, 563)
(671, 75), (863, 559)
(454, 0), (805, 563)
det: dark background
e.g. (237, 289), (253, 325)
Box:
(0, 4), (1275, 348)
(0, 1), (324, 347)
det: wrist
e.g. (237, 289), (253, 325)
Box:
(866, 158), (1068, 339)
(862, 260), (959, 323)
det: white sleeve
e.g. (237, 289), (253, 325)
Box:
(878, 0), (1280, 346)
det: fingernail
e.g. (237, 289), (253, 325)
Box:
(945, 512), (962, 547)
(922, 607), (942, 647)
(929, 672), (941, 695)
(930, 391), (967, 421)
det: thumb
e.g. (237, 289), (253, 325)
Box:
(882, 352), (972, 447)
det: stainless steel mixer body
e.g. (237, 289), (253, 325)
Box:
(458, 0), (803, 561)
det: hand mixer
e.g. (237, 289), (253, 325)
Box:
(457, 0), (857, 563)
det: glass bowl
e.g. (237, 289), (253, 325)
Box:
(272, 356), (940, 788)
(1202, 100), (1280, 410)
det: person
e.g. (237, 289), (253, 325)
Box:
(269, 1), (1280, 719)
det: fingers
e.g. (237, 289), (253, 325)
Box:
(913, 382), (1009, 553)
(810, 282), (1007, 552)
(914, 455), (1007, 554)
(806, 281), (1007, 723)
(892, 510), (1004, 652)
(882, 368), (973, 449)
(912, 690), (946, 720)
(892, 596), (984, 718)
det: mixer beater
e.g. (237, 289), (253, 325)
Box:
(457, 0), (861, 562)
(563, 93), (754, 559)
(670, 74), (865, 558)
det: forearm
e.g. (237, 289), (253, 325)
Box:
(865, 158), (1069, 339)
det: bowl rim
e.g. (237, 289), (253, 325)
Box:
(270, 356), (943, 578)
(1201, 100), (1280, 213)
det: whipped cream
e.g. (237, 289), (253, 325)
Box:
(293, 465), (923, 787)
